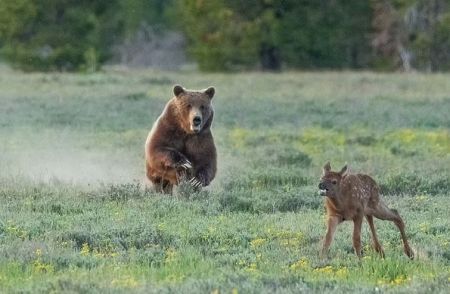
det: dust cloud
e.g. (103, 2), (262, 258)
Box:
(1, 145), (143, 186)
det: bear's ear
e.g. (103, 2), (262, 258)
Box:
(173, 85), (185, 97)
(204, 86), (215, 99)
(323, 162), (331, 174)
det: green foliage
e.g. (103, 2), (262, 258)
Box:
(276, 0), (372, 69)
(174, 0), (450, 71)
(175, 0), (372, 71)
(174, 0), (261, 71)
(120, 0), (174, 35)
(372, 0), (450, 71)
(380, 173), (450, 196)
(2, 0), (450, 72)
(0, 0), (36, 40)
(0, 0), (123, 71)
(407, 1), (450, 71)
(433, 13), (450, 71)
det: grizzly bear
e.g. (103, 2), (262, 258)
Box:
(145, 85), (217, 193)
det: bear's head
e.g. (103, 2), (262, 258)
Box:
(172, 85), (215, 134)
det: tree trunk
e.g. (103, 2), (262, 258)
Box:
(260, 43), (281, 71)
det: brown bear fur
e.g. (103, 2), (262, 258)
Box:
(145, 85), (217, 193)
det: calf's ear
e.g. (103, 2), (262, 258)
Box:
(173, 85), (185, 97)
(339, 164), (348, 176)
(323, 162), (331, 174)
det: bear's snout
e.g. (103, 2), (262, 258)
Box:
(190, 114), (203, 133)
(193, 116), (202, 127)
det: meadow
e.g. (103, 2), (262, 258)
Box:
(0, 67), (449, 293)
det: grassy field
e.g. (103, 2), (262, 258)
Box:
(0, 67), (449, 293)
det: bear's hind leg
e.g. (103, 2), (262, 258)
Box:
(151, 176), (173, 194)
(160, 180), (173, 194)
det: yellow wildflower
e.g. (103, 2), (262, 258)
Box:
(250, 238), (266, 248)
(164, 247), (177, 264)
(80, 243), (90, 256)
(289, 258), (309, 271)
(111, 276), (139, 288)
(313, 265), (334, 274)
(335, 267), (349, 278)
(35, 248), (42, 257)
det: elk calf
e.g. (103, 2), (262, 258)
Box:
(318, 162), (414, 259)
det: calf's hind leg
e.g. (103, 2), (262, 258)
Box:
(372, 203), (414, 259)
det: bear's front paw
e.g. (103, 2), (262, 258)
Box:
(188, 177), (203, 189)
(188, 171), (211, 189)
(197, 172), (211, 186)
(178, 159), (192, 170)
(173, 156), (192, 170)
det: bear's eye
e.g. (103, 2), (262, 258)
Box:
(332, 180), (337, 185)
(187, 104), (192, 109)
(200, 105), (205, 111)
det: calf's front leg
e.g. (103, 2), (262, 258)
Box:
(321, 215), (341, 258)
(352, 216), (363, 258)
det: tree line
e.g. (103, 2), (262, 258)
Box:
(0, 0), (449, 72)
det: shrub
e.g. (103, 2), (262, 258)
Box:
(0, 0), (123, 71)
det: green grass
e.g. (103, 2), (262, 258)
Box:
(0, 68), (449, 293)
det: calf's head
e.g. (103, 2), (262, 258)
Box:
(318, 162), (348, 198)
